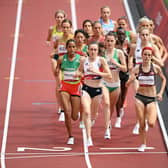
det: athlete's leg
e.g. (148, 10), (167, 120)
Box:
(71, 96), (81, 121)
(146, 102), (157, 128)
(135, 98), (146, 145)
(81, 91), (92, 139)
(60, 91), (72, 137)
(102, 86), (111, 129)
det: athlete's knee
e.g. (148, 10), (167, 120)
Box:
(71, 112), (79, 121)
(83, 110), (90, 118)
(148, 121), (155, 128)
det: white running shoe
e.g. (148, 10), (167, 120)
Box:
(104, 128), (111, 139)
(57, 107), (61, 114)
(114, 117), (121, 128)
(119, 108), (124, 118)
(58, 112), (65, 122)
(132, 123), (139, 135)
(87, 137), (93, 147)
(67, 137), (74, 145)
(79, 121), (85, 129)
(137, 144), (146, 152)
(91, 120), (95, 127)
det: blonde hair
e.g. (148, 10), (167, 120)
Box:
(136, 16), (150, 33)
(54, 10), (67, 18)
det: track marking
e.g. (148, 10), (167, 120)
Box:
(70, 0), (77, 31)
(100, 147), (155, 150)
(4, 77), (20, 80)
(32, 102), (57, 105)
(0, 0), (23, 168)
(82, 129), (92, 168)
(24, 80), (55, 83)
(17, 147), (72, 152)
(70, 0), (92, 167)
(2, 151), (167, 160)
(10, 33), (24, 38)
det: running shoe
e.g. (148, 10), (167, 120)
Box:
(79, 121), (85, 129)
(104, 128), (111, 139)
(67, 137), (74, 145)
(119, 108), (124, 118)
(87, 137), (93, 147)
(91, 120), (95, 127)
(137, 144), (146, 152)
(132, 123), (139, 135)
(58, 111), (65, 122)
(114, 117), (121, 128)
(57, 107), (61, 114)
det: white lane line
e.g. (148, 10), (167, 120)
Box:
(122, 0), (136, 32)
(0, 0), (23, 168)
(70, 0), (77, 31)
(3, 151), (168, 160)
(24, 80), (55, 83)
(100, 147), (155, 150)
(156, 102), (168, 150)
(32, 102), (57, 105)
(70, 0), (92, 167)
(82, 129), (92, 168)
(17, 147), (72, 152)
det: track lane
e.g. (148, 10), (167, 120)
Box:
(1, 0), (168, 168)
(0, 0), (18, 153)
(3, 0), (86, 167)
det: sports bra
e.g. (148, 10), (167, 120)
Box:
(83, 57), (102, 80)
(138, 63), (156, 87)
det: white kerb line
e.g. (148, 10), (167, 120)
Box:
(0, 0), (23, 168)
(70, 0), (77, 31)
(122, 0), (136, 32)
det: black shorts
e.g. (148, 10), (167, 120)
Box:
(53, 54), (59, 60)
(135, 93), (156, 106)
(119, 71), (129, 82)
(82, 84), (102, 98)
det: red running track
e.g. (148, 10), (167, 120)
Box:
(0, 0), (168, 168)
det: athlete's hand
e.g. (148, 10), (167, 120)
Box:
(157, 93), (163, 101)
(45, 41), (51, 47)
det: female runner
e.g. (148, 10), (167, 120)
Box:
(126, 46), (166, 152)
(55, 39), (82, 145)
(79, 42), (112, 146)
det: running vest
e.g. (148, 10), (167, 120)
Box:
(61, 54), (80, 83)
(57, 34), (74, 55)
(134, 37), (142, 64)
(51, 25), (63, 41)
(106, 48), (120, 71)
(138, 64), (156, 87)
(99, 18), (115, 35)
(83, 57), (102, 80)
(125, 30), (131, 43)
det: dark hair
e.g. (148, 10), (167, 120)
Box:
(105, 31), (117, 39)
(88, 41), (99, 48)
(117, 16), (128, 22)
(66, 39), (76, 48)
(82, 19), (93, 29)
(74, 29), (89, 39)
(116, 26), (125, 34)
(61, 19), (72, 27)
